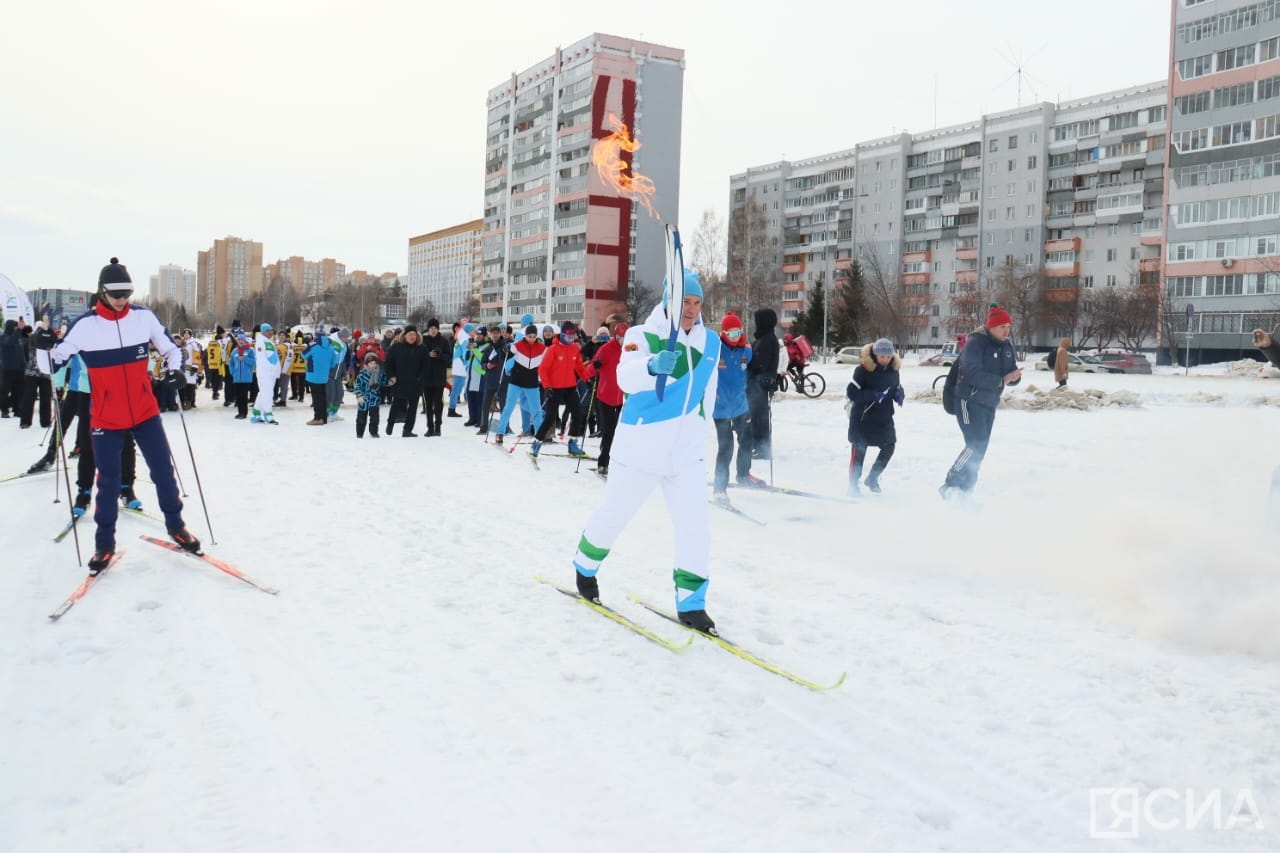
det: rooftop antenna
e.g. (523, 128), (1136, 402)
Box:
(995, 42), (1050, 107)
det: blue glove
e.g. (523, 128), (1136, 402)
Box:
(892, 386), (905, 406)
(647, 350), (678, 376)
(874, 387), (890, 404)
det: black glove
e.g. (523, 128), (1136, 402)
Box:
(592, 359), (602, 370)
(34, 328), (56, 350)
(162, 370), (187, 389)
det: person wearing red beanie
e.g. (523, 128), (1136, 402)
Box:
(712, 312), (760, 498)
(985, 304), (1013, 329)
(940, 303), (1021, 503)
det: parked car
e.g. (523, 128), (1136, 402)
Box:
(920, 338), (964, 367)
(835, 346), (862, 364)
(1033, 352), (1107, 373)
(1090, 351), (1152, 374)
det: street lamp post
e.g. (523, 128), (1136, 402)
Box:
(823, 199), (839, 363)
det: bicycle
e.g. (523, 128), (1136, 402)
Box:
(777, 364), (826, 398)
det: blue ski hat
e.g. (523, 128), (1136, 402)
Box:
(520, 313), (535, 327)
(683, 270), (703, 299)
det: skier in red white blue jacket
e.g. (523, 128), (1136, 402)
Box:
(49, 258), (201, 574)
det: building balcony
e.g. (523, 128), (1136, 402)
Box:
(955, 246), (978, 261)
(902, 250), (932, 264)
(905, 315), (929, 328)
(835, 258), (854, 270)
(1141, 233), (1164, 247)
(781, 296), (805, 308)
(1044, 237), (1081, 253)
(781, 282), (804, 294)
(902, 272), (931, 286)
(782, 261), (805, 274)
(1042, 286), (1080, 303)
(902, 293), (930, 307)
(1045, 263), (1080, 278)
(1139, 258), (1161, 272)
(956, 269), (979, 284)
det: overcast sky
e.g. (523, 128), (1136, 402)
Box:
(1, 0), (1170, 295)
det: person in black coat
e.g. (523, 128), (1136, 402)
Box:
(940, 304), (1022, 500)
(383, 325), (430, 437)
(420, 319), (451, 436)
(746, 308), (779, 461)
(846, 338), (904, 495)
(0, 319), (26, 417)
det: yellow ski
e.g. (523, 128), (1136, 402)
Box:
(628, 594), (847, 692)
(534, 577), (693, 652)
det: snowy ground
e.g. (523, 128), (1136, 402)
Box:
(1, 358), (1277, 853)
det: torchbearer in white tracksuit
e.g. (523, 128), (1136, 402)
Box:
(570, 270), (721, 633)
(253, 323), (281, 424)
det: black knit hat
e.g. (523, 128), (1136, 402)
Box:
(98, 257), (133, 296)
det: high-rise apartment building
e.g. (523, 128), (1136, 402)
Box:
(263, 256), (346, 299)
(730, 83), (1167, 349)
(197, 236), (264, 322)
(1165, 0), (1280, 357)
(408, 220), (483, 319)
(482, 33), (684, 328)
(149, 264), (198, 309)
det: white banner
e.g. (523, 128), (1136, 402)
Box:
(0, 273), (34, 326)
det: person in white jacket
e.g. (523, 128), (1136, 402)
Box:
(570, 271), (720, 633)
(253, 323), (281, 424)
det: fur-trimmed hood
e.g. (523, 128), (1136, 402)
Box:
(859, 342), (902, 372)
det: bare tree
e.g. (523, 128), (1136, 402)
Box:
(1112, 285), (1161, 351)
(1074, 287), (1121, 350)
(860, 245), (912, 344)
(727, 197), (779, 315)
(688, 208), (728, 318)
(989, 259), (1042, 354)
(406, 298), (440, 328)
(626, 279), (658, 324)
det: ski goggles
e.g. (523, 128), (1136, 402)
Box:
(725, 328), (744, 339)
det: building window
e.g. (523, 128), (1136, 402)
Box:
(1107, 248), (1118, 261)
(989, 139), (999, 153)
(1027, 155), (1037, 169)
(1008, 135), (1018, 149)
(1008, 159), (1016, 172)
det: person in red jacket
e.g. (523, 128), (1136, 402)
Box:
(48, 258), (201, 573)
(582, 315), (627, 476)
(534, 320), (589, 457)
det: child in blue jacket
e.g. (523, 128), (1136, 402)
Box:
(354, 353), (389, 438)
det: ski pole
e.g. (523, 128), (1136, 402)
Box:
(50, 384), (82, 564)
(172, 400), (216, 545)
(575, 377), (598, 475)
(169, 450), (188, 497)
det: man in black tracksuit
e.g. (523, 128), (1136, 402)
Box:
(746, 308), (779, 460)
(940, 304), (1022, 500)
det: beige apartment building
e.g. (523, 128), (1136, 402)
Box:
(197, 236), (264, 323)
(407, 220), (483, 320)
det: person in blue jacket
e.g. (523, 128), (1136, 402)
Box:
(304, 332), (337, 425)
(940, 304), (1022, 501)
(226, 333), (256, 420)
(711, 312), (756, 501)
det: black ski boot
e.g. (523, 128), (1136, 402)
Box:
(864, 473), (882, 494)
(575, 571), (600, 603)
(678, 609), (718, 635)
(27, 456), (54, 474)
(169, 527), (202, 554)
(87, 547), (115, 576)
(73, 489), (92, 517)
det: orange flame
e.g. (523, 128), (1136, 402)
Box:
(592, 113), (658, 218)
